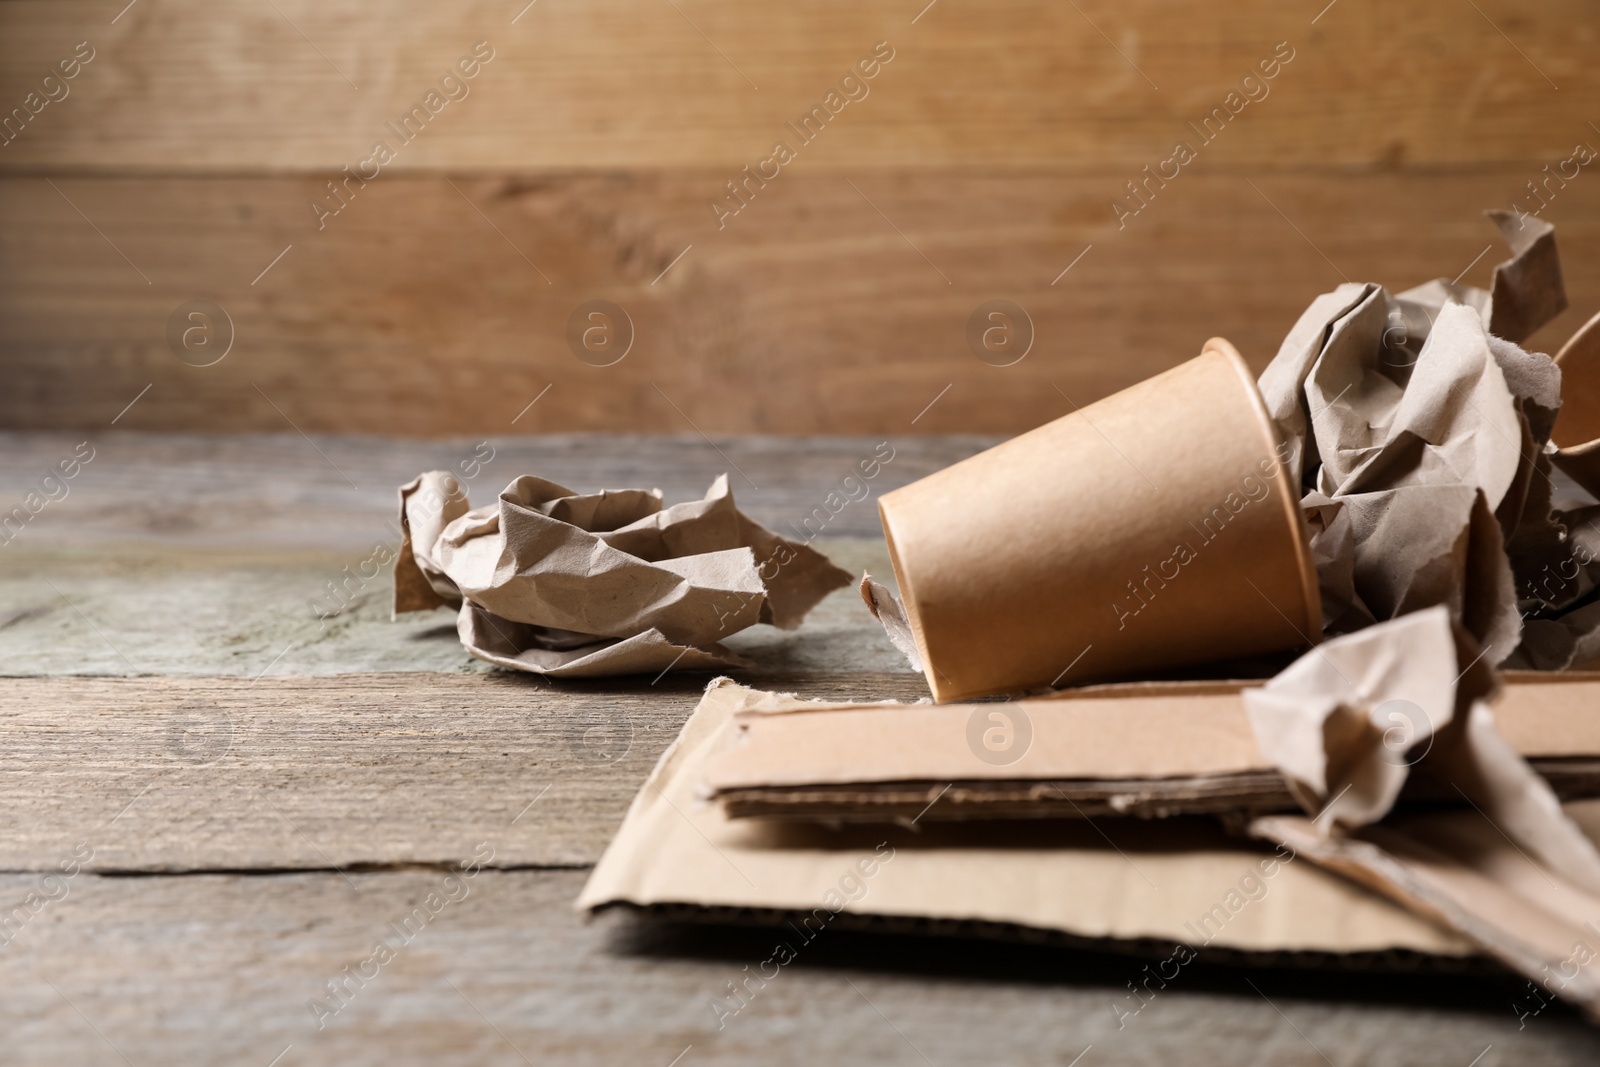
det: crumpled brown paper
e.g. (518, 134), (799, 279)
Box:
(858, 573), (923, 674)
(1245, 607), (1600, 1018)
(1259, 212), (1600, 668)
(393, 471), (851, 677)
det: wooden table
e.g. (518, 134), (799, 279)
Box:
(2, 432), (1596, 1065)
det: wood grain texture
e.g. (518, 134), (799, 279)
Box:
(0, 435), (925, 867)
(0, 0), (1594, 171)
(4, 171), (1600, 435)
(0, 539), (907, 678)
(0, 672), (925, 873)
(3, 432), (1599, 1061)
(0, 433), (992, 549)
(7, 868), (1595, 1066)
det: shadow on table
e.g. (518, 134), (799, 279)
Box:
(603, 907), (1573, 1020)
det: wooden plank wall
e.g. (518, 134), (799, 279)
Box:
(1, 0), (1598, 435)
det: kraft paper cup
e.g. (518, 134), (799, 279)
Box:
(1552, 310), (1600, 498)
(878, 339), (1321, 703)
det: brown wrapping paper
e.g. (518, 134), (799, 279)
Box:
(577, 678), (1474, 961)
(1242, 608), (1600, 1018)
(393, 471), (851, 677)
(876, 340), (1320, 702)
(1256, 213), (1600, 670)
(858, 573), (922, 673)
(1242, 607), (1468, 833)
(1394, 211), (1567, 349)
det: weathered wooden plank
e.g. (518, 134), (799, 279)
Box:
(0, 433), (927, 876)
(1, 867), (1594, 1066)
(0, 538), (904, 678)
(0, 0), (1593, 171)
(0, 433), (990, 549)
(0, 440), (1596, 1061)
(3, 172), (1599, 435)
(0, 431), (937, 675)
(0, 671), (924, 873)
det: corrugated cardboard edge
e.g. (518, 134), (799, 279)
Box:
(698, 672), (1600, 805)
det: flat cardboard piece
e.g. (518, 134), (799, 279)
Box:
(577, 679), (1474, 960)
(393, 471), (850, 677)
(699, 672), (1600, 822)
(875, 342), (1320, 703)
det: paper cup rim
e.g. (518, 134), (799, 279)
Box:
(1203, 336), (1323, 646)
(1552, 308), (1600, 454)
(1555, 308), (1600, 366)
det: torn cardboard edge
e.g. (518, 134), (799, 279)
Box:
(577, 677), (1479, 962)
(701, 612), (1600, 1017)
(714, 774), (1295, 823)
(713, 764), (1600, 824)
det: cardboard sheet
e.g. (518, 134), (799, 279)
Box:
(698, 670), (1600, 822)
(577, 678), (1474, 961)
(393, 471), (850, 677)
